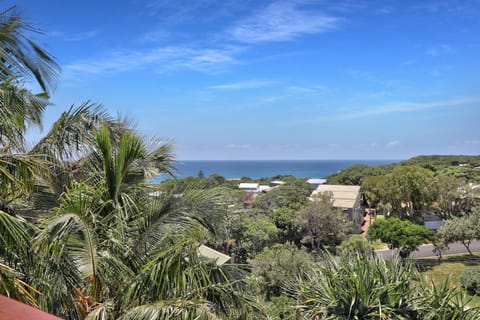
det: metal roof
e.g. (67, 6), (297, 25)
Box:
(311, 185), (361, 208)
(307, 178), (327, 184)
(238, 183), (259, 189)
(198, 245), (231, 266)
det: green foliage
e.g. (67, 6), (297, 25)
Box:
(338, 234), (375, 256)
(437, 209), (480, 255)
(230, 212), (279, 262)
(354, 156), (480, 219)
(402, 155), (480, 170)
(250, 243), (314, 300)
(368, 218), (433, 258)
(253, 180), (314, 212)
(461, 266), (480, 296)
(270, 207), (303, 244)
(296, 192), (352, 251)
(289, 250), (480, 319)
(264, 296), (300, 320)
(326, 164), (391, 185)
(384, 166), (437, 220)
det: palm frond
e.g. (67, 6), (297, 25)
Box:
(119, 299), (219, 320)
(31, 101), (111, 162)
(0, 82), (49, 150)
(0, 6), (60, 94)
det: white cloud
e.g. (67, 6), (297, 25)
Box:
(425, 44), (454, 57)
(229, 1), (342, 43)
(279, 97), (480, 126)
(286, 85), (329, 95)
(66, 31), (99, 41)
(144, 0), (249, 24)
(63, 45), (244, 79)
(385, 141), (400, 149)
(210, 80), (274, 90)
(225, 143), (251, 149)
(45, 30), (99, 41)
(138, 30), (169, 43)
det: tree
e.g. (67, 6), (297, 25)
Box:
(434, 175), (466, 218)
(381, 166), (437, 221)
(296, 192), (352, 251)
(0, 6), (59, 93)
(326, 164), (390, 185)
(270, 206), (303, 245)
(368, 218), (433, 259)
(230, 212), (279, 262)
(0, 5), (62, 309)
(0, 6), (61, 213)
(0, 6), (60, 150)
(437, 209), (480, 255)
(361, 175), (386, 208)
(32, 127), (260, 319)
(250, 242), (314, 300)
(253, 180), (313, 213)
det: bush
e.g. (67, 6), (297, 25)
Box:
(338, 235), (375, 256)
(461, 266), (480, 295)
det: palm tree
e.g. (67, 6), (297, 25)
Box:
(0, 4), (60, 211)
(0, 6), (61, 307)
(32, 126), (260, 319)
(0, 6), (59, 94)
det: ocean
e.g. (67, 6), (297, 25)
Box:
(151, 159), (398, 183)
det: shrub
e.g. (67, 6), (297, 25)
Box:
(461, 266), (480, 295)
(288, 250), (480, 319)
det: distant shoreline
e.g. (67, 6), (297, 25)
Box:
(152, 159), (399, 183)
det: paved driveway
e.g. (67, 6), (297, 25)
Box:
(378, 240), (480, 260)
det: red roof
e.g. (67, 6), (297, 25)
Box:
(0, 295), (63, 320)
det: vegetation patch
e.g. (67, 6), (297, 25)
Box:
(418, 254), (480, 307)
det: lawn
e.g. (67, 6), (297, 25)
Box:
(417, 253), (480, 307)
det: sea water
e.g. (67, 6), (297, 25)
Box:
(151, 159), (398, 183)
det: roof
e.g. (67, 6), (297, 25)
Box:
(311, 184), (361, 208)
(270, 180), (286, 185)
(239, 183), (259, 189)
(0, 295), (63, 320)
(258, 185), (271, 192)
(198, 245), (231, 266)
(307, 178), (327, 184)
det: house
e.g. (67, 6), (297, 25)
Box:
(238, 183), (259, 193)
(269, 180), (286, 187)
(258, 185), (271, 193)
(307, 178), (327, 188)
(198, 245), (231, 266)
(310, 184), (364, 233)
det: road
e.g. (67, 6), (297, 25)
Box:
(378, 240), (480, 260)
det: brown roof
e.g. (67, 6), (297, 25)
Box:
(311, 184), (361, 208)
(0, 295), (63, 320)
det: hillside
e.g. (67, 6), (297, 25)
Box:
(326, 155), (480, 185)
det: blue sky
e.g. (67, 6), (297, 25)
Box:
(7, 0), (480, 160)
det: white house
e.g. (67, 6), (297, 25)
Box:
(269, 180), (286, 187)
(239, 183), (259, 193)
(258, 185), (272, 193)
(307, 178), (327, 188)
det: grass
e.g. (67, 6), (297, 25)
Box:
(417, 253), (480, 307)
